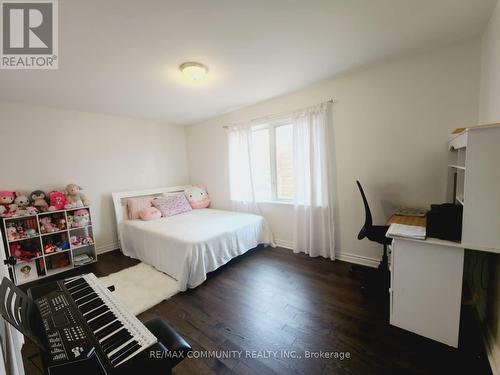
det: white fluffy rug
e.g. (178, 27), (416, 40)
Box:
(98, 263), (179, 316)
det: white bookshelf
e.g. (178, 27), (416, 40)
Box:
(448, 123), (500, 253)
(1, 207), (97, 285)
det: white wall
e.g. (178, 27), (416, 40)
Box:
(478, 1), (500, 372)
(479, 0), (500, 124)
(0, 101), (189, 253)
(186, 39), (480, 264)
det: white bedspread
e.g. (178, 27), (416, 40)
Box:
(119, 209), (274, 291)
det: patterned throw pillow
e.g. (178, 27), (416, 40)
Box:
(152, 194), (192, 217)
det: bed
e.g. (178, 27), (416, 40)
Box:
(112, 186), (274, 291)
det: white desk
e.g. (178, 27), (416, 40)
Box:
(384, 125), (500, 349)
(386, 215), (464, 348)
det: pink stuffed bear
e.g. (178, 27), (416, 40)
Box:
(48, 191), (68, 211)
(184, 186), (211, 209)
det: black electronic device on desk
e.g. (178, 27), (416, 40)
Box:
(426, 203), (463, 242)
(0, 275), (161, 375)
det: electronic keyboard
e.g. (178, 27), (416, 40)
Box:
(34, 273), (157, 374)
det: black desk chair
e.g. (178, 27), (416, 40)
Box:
(356, 180), (392, 272)
(351, 181), (392, 301)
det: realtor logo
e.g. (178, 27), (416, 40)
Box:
(1, 0), (58, 69)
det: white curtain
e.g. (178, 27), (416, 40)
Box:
(292, 102), (335, 260)
(227, 123), (260, 213)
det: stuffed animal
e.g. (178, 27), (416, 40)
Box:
(10, 243), (33, 261)
(67, 215), (74, 228)
(44, 243), (56, 254)
(26, 206), (38, 215)
(65, 184), (89, 208)
(6, 227), (19, 241)
(48, 191), (67, 211)
(82, 236), (94, 245)
(0, 191), (15, 217)
(25, 228), (37, 237)
(30, 190), (49, 212)
(39, 217), (57, 233)
(56, 240), (70, 251)
(71, 235), (94, 247)
(58, 219), (66, 230)
(72, 209), (90, 227)
(16, 225), (25, 239)
(14, 191), (30, 216)
(7, 203), (18, 216)
(184, 186), (211, 209)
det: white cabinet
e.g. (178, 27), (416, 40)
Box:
(448, 124), (500, 253)
(390, 237), (464, 347)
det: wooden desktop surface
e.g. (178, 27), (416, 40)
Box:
(387, 214), (426, 227)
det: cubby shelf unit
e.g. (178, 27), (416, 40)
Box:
(1, 206), (97, 285)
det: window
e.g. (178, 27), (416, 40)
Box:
(251, 122), (294, 201)
(251, 128), (272, 201)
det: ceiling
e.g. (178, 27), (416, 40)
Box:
(0, 0), (496, 125)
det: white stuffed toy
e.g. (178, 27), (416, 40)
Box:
(65, 184), (89, 208)
(184, 186), (211, 209)
(14, 191), (30, 216)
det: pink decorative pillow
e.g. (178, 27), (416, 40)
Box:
(152, 194), (192, 217)
(126, 197), (153, 219)
(139, 207), (162, 221)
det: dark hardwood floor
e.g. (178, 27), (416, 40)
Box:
(21, 247), (491, 375)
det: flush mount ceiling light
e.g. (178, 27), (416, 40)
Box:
(180, 62), (208, 81)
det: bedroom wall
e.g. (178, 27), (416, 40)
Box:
(186, 39), (480, 265)
(479, 0), (500, 124)
(0, 101), (189, 253)
(478, 0), (500, 372)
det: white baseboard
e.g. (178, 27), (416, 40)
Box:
(481, 321), (500, 375)
(273, 240), (380, 268)
(335, 251), (379, 268)
(274, 239), (293, 249)
(96, 242), (119, 255)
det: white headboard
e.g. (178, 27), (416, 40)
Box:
(111, 185), (191, 243)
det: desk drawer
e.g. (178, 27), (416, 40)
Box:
(389, 238), (464, 347)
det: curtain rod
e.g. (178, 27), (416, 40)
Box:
(222, 99), (337, 129)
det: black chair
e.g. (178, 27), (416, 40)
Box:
(356, 180), (392, 272)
